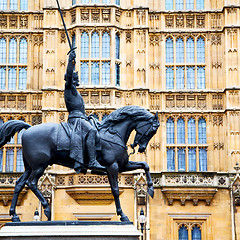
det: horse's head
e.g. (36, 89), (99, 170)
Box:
(131, 112), (160, 153)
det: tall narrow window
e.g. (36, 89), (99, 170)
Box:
(116, 0), (120, 5)
(178, 148), (186, 171)
(0, 1), (7, 10)
(9, 38), (17, 64)
(186, 0), (194, 10)
(82, 0), (89, 3)
(192, 225), (201, 240)
(102, 0), (110, 3)
(187, 66), (195, 89)
(91, 62), (99, 85)
(19, 67), (27, 90)
(165, 0), (173, 10)
(188, 148), (196, 171)
(199, 148), (207, 171)
(0, 67), (6, 89)
(20, 0), (28, 10)
(115, 33), (120, 59)
(16, 149), (24, 172)
(186, 37), (194, 63)
(81, 62), (89, 85)
(72, 0), (76, 5)
(115, 63), (120, 86)
(167, 118), (175, 144)
(10, 0), (18, 10)
(72, 33), (76, 49)
(17, 129), (24, 144)
(179, 225), (188, 240)
(0, 38), (6, 63)
(166, 67), (174, 89)
(91, 32), (99, 58)
(176, 67), (184, 89)
(177, 118), (185, 144)
(176, 0), (183, 10)
(6, 148), (14, 172)
(167, 148), (175, 171)
(19, 38), (28, 63)
(0, 149), (3, 172)
(198, 118), (206, 144)
(92, 0), (100, 3)
(166, 37), (173, 63)
(102, 62), (110, 85)
(81, 32), (89, 58)
(188, 118), (196, 144)
(197, 37), (205, 63)
(196, 0), (204, 10)
(197, 67), (205, 89)
(102, 32), (110, 58)
(8, 67), (16, 90)
(176, 38), (184, 63)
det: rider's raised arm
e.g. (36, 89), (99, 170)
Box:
(65, 51), (76, 88)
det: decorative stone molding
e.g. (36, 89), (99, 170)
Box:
(165, 15), (174, 28)
(213, 143), (224, 150)
(211, 34), (221, 45)
(134, 173), (147, 205)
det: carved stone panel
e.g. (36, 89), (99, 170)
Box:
(81, 9), (89, 22)
(176, 15), (184, 28)
(92, 9), (100, 23)
(20, 16), (28, 29)
(165, 15), (174, 28)
(101, 91), (110, 105)
(196, 15), (205, 28)
(102, 9), (110, 22)
(9, 16), (18, 28)
(166, 95), (175, 108)
(176, 95), (185, 108)
(186, 15), (194, 28)
(0, 15), (7, 28)
(197, 95), (206, 109)
(187, 95), (196, 108)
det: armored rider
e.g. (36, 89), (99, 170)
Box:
(64, 50), (104, 173)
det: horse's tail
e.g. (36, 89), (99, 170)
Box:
(0, 120), (31, 148)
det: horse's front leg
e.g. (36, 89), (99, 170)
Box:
(107, 162), (130, 222)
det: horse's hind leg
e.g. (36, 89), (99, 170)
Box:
(107, 162), (130, 222)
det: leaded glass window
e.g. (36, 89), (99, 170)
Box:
(16, 149), (24, 172)
(0, 149), (3, 172)
(179, 225), (188, 240)
(81, 62), (89, 85)
(102, 0), (110, 3)
(92, 0), (100, 3)
(72, 0), (76, 5)
(167, 148), (175, 171)
(176, 66), (184, 89)
(188, 148), (196, 171)
(19, 38), (28, 64)
(198, 118), (206, 144)
(167, 118), (175, 144)
(20, 0), (28, 10)
(6, 148), (14, 172)
(8, 67), (16, 90)
(187, 66), (195, 89)
(81, 32), (89, 58)
(0, 1), (7, 10)
(199, 148), (207, 171)
(19, 67), (27, 90)
(91, 62), (99, 85)
(186, 37), (194, 63)
(0, 67), (6, 89)
(177, 118), (185, 144)
(197, 37), (205, 63)
(197, 67), (205, 89)
(178, 148), (186, 171)
(9, 38), (17, 64)
(82, 0), (89, 3)
(102, 32), (110, 58)
(0, 38), (6, 63)
(115, 63), (120, 86)
(91, 32), (99, 58)
(188, 118), (196, 144)
(165, 0), (173, 10)
(166, 37), (173, 63)
(116, 0), (120, 5)
(166, 67), (174, 89)
(186, 0), (194, 10)
(10, 0), (18, 10)
(115, 33), (120, 59)
(192, 225), (201, 240)
(176, 38), (184, 63)
(102, 62), (110, 85)
(176, 0), (184, 11)
(196, 0), (204, 10)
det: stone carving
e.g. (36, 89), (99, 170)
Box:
(60, 60), (66, 67)
(90, 91), (100, 105)
(0, 96), (5, 108)
(59, 113), (65, 122)
(197, 95), (206, 109)
(115, 10), (121, 23)
(9, 16), (18, 28)
(186, 15), (194, 28)
(20, 16), (28, 29)
(211, 14), (222, 29)
(34, 62), (43, 69)
(39, 170), (55, 202)
(176, 95), (185, 108)
(227, 7), (237, 13)
(7, 96), (16, 109)
(60, 32), (66, 43)
(46, 10), (55, 15)
(176, 15), (184, 28)
(33, 35), (44, 46)
(32, 95), (42, 110)
(18, 96), (27, 110)
(80, 91), (89, 105)
(57, 176), (65, 186)
(31, 115), (42, 125)
(213, 143), (224, 150)
(187, 95), (196, 108)
(150, 143), (160, 150)
(126, 32), (131, 43)
(149, 35), (160, 45)
(212, 94), (223, 110)
(71, 10), (76, 24)
(81, 9), (89, 22)
(165, 15), (174, 28)
(101, 91), (110, 105)
(213, 115), (223, 126)
(134, 174), (147, 205)
(211, 34), (221, 45)
(0, 15), (7, 28)
(92, 9), (100, 23)
(137, 9), (145, 25)
(102, 9), (110, 22)
(212, 62), (222, 68)
(196, 15), (205, 28)
(166, 95), (175, 108)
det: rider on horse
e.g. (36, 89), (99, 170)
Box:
(64, 50), (104, 173)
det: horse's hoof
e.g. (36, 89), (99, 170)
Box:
(12, 215), (21, 222)
(44, 208), (51, 221)
(120, 215), (130, 222)
(147, 186), (154, 199)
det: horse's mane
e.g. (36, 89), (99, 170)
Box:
(100, 106), (154, 128)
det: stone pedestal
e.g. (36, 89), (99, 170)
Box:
(0, 221), (141, 240)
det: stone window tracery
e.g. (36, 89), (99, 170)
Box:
(179, 224), (202, 240)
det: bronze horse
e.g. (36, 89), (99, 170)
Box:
(0, 106), (159, 222)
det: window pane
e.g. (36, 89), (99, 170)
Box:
(20, 0), (28, 10)
(19, 67), (27, 90)
(72, 0), (76, 5)
(188, 118), (196, 144)
(115, 33), (120, 59)
(199, 148), (207, 171)
(198, 118), (206, 144)
(177, 118), (185, 144)
(167, 118), (174, 144)
(187, 66), (195, 89)
(165, 0), (173, 10)
(197, 37), (205, 63)
(179, 225), (188, 240)
(9, 38), (17, 64)
(6, 148), (14, 172)
(17, 129), (24, 144)
(91, 62), (99, 85)
(0, 38), (6, 63)
(176, 0), (183, 10)
(167, 148), (175, 171)
(176, 38), (184, 63)
(102, 0), (110, 3)
(186, 37), (194, 63)
(8, 67), (16, 90)
(72, 34), (76, 48)
(116, 0), (120, 5)
(176, 67), (184, 89)
(192, 225), (201, 240)
(82, 0), (89, 3)
(186, 0), (194, 10)
(0, 149), (3, 172)
(91, 32), (99, 58)
(197, 67), (205, 89)
(0, 118), (4, 127)
(16, 148), (24, 172)
(196, 0), (204, 10)
(92, 0), (100, 3)
(19, 38), (28, 63)
(81, 62), (89, 85)
(115, 64), (120, 86)
(0, 1), (7, 10)
(178, 148), (186, 171)
(102, 32), (110, 58)
(102, 61), (110, 85)
(10, 0), (18, 10)
(0, 67), (6, 89)
(166, 37), (173, 63)
(166, 67), (174, 89)
(81, 32), (89, 58)
(188, 148), (196, 171)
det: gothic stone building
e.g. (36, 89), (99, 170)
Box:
(0, 0), (240, 239)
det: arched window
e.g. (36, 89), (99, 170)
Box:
(178, 148), (186, 171)
(197, 37), (205, 63)
(72, 33), (76, 49)
(19, 67), (27, 90)
(187, 66), (195, 89)
(176, 66), (184, 89)
(115, 33), (120, 59)
(177, 118), (185, 144)
(102, 61), (110, 85)
(102, 32), (110, 58)
(115, 63), (120, 86)
(166, 67), (174, 89)
(188, 118), (196, 144)
(19, 38), (28, 63)
(91, 32), (99, 58)
(80, 62), (89, 85)
(167, 148), (175, 171)
(199, 148), (207, 171)
(176, 38), (184, 63)
(91, 62), (99, 85)
(196, 0), (204, 10)
(20, 0), (28, 10)
(197, 67), (205, 89)
(0, 38), (6, 63)
(9, 38), (17, 64)
(179, 225), (188, 240)
(198, 118), (206, 144)
(192, 225), (201, 240)
(81, 32), (89, 58)
(16, 148), (24, 172)
(10, 0), (18, 10)
(188, 148), (196, 171)
(166, 37), (173, 63)
(0, 149), (3, 172)
(0, 1), (7, 10)
(0, 67), (6, 89)
(176, 0), (183, 10)
(8, 67), (16, 90)
(6, 148), (14, 172)
(186, 0), (194, 10)
(186, 37), (194, 63)
(165, 0), (173, 10)
(167, 118), (175, 144)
